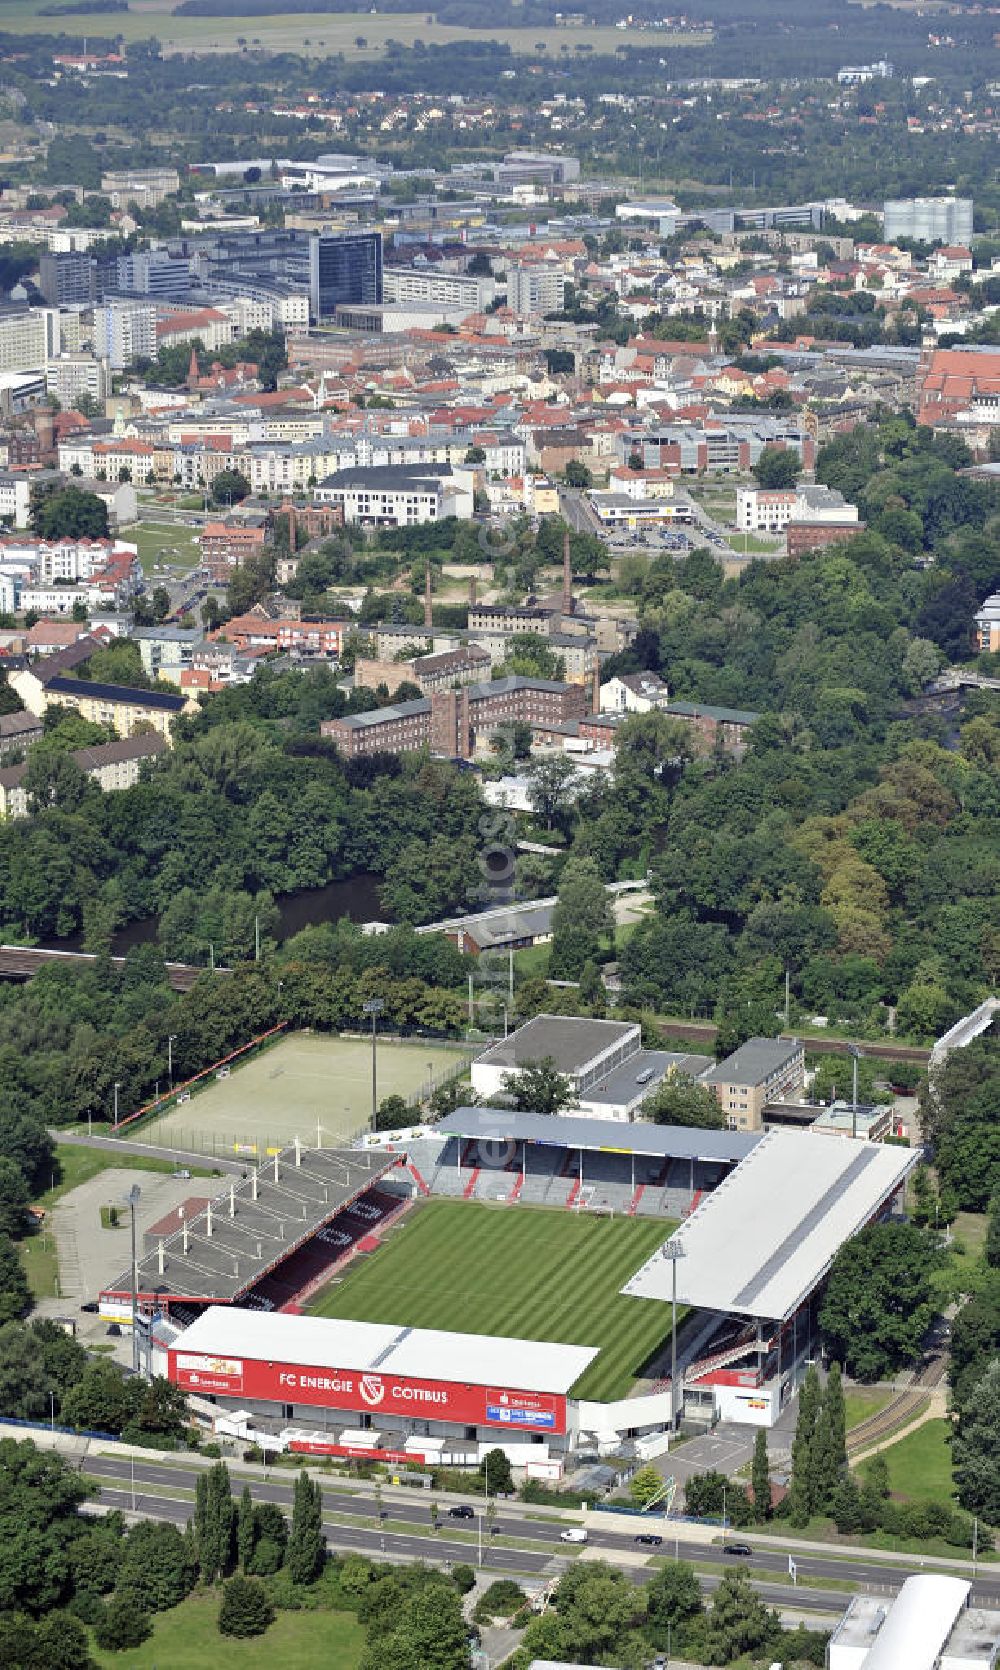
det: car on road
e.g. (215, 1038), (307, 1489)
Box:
(635, 1533), (663, 1547)
(724, 1542), (753, 1557)
(448, 1505), (475, 1519)
(560, 1527), (588, 1543)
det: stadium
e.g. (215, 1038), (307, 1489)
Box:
(104, 1097), (918, 1472)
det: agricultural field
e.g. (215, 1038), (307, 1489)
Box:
(310, 1196), (677, 1401)
(0, 1), (710, 57)
(133, 1031), (469, 1158)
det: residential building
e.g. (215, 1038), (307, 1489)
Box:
(974, 592), (1000, 655)
(136, 627), (200, 685)
(0, 308), (61, 374)
(45, 353), (110, 408)
(94, 302), (158, 370)
(200, 519), (267, 580)
(0, 708), (42, 760)
(156, 307), (233, 354)
(0, 473), (33, 528)
(10, 665), (195, 739)
(214, 615), (348, 658)
(383, 265), (494, 311)
(113, 249), (192, 302)
(38, 251), (99, 308)
(0, 730), (168, 818)
(703, 1037), (806, 1132)
(916, 345), (1000, 426)
(883, 197), (973, 245)
(100, 167), (180, 210)
(315, 463), (474, 526)
(600, 671), (670, 714)
(507, 264), (567, 317)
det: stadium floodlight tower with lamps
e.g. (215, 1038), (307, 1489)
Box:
(362, 998), (385, 1133)
(126, 1183), (141, 1374)
(847, 1042), (863, 1140)
(661, 1238), (686, 1430)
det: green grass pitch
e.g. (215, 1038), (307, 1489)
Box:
(310, 1198), (678, 1401)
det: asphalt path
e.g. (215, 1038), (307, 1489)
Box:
(85, 1456), (999, 1611)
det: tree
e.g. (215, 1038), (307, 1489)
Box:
(952, 1360), (1000, 1523)
(565, 459), (591, 488)
(0, 1156), (28, 1238)
(237, 1483), (255, 1572)
(480, 1447), (513, 1495)
(193, 1461), (234, 1584)
(550, 856), (613, 979)
(630, 1463), (665, 1508)
(286, 1467), (324, 1584)
(810, 1362), (847, 1511)
(31, 484), (109, 540)
(787, 1363), (820, 1526)
(119, 1519), (194, 1612)
(94, 1596), (152, 1650)
(753, 445), (800, 489)
(819, 1222), (942, 1381)
(361, 1577), (470, 1670)
(500, 1057), (576, 1116)
(693, 1567), (781, 1663)
(645, 1559), (702, 1648)
(751, 1428), (771, 1520)
(525, 753), (578, 832)
(987, 1192), (1000, 1270)
(211, 468), (251, 507)
(0, 1236), (30, 1323)
(645, 1073), (724, 1129)
(218, 1574), (275, 1638)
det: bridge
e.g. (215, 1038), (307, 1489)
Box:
(0, 944), (227, 992)
(925, 670), (1000, 694)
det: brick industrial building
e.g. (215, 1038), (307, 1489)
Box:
(321, 675), (588, 759)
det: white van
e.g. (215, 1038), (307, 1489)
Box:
(559, 1527), (588, 1544)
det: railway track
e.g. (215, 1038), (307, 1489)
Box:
(846, 1355), (947, 1455)
(654, 1016), (930, 1065)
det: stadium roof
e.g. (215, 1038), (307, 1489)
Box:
(101, 1144), (395, 1306)
(622, 1129), (919, 1322)
(831, 1576), (973, 1670)
(171, 1306), (598, 1395)
(437, 1107), (759, 1165)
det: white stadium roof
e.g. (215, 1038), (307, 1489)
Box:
(172, 1307), (598, 1396)
(621, 1129), (918, 1322)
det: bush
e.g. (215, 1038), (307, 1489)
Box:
(451, 1563), (476, 1594)
(472, 1579), (526, 1623)
(218, 1575), (275, 1638)
(93, 1595), (152, 1650)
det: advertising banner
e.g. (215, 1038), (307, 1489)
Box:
(169, 1350), (566, 1433)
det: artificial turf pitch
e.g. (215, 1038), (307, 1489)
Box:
(309, 1198), (678, 1402)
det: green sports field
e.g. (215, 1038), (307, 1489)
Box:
(310, 1198), (677, 1402)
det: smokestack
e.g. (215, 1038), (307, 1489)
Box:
(591, 663), (601, 714)
(423, 563), (433, 628)
(562, 529), (572, 618)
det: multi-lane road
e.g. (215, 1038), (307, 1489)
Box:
(84, 1454), (998, 1619)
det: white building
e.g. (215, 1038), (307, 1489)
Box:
(829, 1575), (1000, 1670)
(883, 197), (973, 245)
(383, 265), (495, 311)
(315, 463), (474, 526)
(471, 1015), (643, 1105)
(0, 473), (33, 528)
(100, 167), (180, 210)
(736, 483), (859, 533)
(506, 264), (567, 318)
(600, 671), (670, 714)
(45, 353), (110, 408)
(94, 302), (157, 370)
(0, 308), (61, 374)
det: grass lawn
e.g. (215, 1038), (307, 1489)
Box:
(952, 1210), (988, 1261)
(858, 1419), (955, 1506)
(844, 1388), (892, 1431)
(90, 1590), (366, 1670)
(128, 520), (202, 577)
(310, 1197), (676, 1401)
(512, 942), (551, 978)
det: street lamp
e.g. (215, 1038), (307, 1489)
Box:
(113, 1080), (121, 1129)
(126, 1183), (141, 1375)
(847, 1043), (862, 1140)
(661, 1240), (686, 1431)
(362, 999), (384, 1133)
(168, 1034), (177, 1091)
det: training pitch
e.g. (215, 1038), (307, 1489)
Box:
(310, 1197), (677, 1401)
(133, 1033), (468, 1158)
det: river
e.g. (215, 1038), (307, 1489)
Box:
(39, 873), (386, 957)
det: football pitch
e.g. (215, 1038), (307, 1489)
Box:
(310, 1198), (678, 1402)
(134, 1033), (469, 1158)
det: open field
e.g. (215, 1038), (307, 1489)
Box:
(0, 2), (710, 56)
(92, 1590), (366, 1670)
(843, 1387), (892, 1432)
(859, 1418), (955, 1506)
(134, 1031), (470, 1157)
(128, 520), (202, 578)
(310, 1196), (677, 1401)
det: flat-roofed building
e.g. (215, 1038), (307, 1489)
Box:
(702, 1036), (805, 1131)
(471, 1015), (642, 1103)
